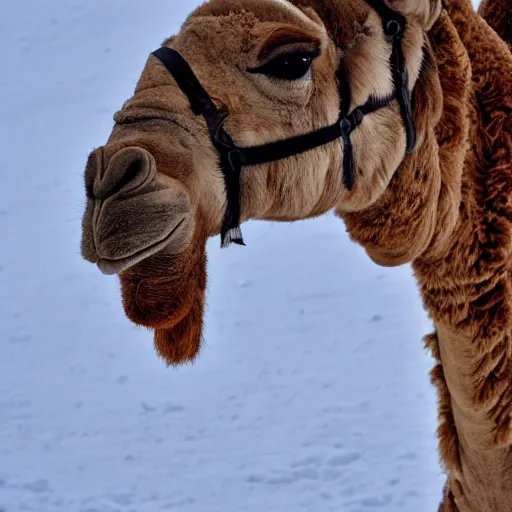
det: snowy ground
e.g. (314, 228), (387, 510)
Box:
(0, 1), (481, 511)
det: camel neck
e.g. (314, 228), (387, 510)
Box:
(431, 322), (512, 512)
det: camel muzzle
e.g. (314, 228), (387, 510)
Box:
(81, 146), (194, 275)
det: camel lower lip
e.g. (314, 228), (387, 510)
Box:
(95, 218), (186, 275)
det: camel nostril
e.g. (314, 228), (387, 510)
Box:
(85, 146), (156, 200)
(84, 147), (103, 199)
(107, 158), (144, 198)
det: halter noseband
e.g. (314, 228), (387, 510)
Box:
(151, 0), (416, 248)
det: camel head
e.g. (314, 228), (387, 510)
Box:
(80, 0), (450, 365)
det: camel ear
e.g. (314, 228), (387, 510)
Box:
(338, 11), (470, 266)
(390, 0), (442, 30)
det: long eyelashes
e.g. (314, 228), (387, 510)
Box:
(247, 50), (319, 81)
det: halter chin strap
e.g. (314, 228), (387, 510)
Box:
(151, 0), (416, 248)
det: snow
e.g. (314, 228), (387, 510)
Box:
(0, 1), (481, 511)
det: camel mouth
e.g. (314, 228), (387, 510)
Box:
(95, 217), (187, 275)
(81, 145), (196, 275)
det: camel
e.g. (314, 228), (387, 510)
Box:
(80, 0), (512, 510)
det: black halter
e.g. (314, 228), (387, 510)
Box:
(151, 0), (416, 248)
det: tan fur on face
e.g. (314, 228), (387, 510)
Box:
(335, 1), (439, 212)
(292, 0), (439, 212)
(172, 1), (344, 221)
(106, 0), (434, 227)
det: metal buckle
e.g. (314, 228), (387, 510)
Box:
(385, 19), (404, 38)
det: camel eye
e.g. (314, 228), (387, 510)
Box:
(248, 52), (315, 81)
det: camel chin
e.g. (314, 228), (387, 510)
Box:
(80, 146), (195, 275)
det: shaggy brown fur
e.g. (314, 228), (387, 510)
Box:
(341, 0), (512, 510)
(80, 0), (512, 509)
(479, 0), (512, 49)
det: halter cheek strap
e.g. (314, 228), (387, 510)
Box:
(150, 1), (416, 248)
